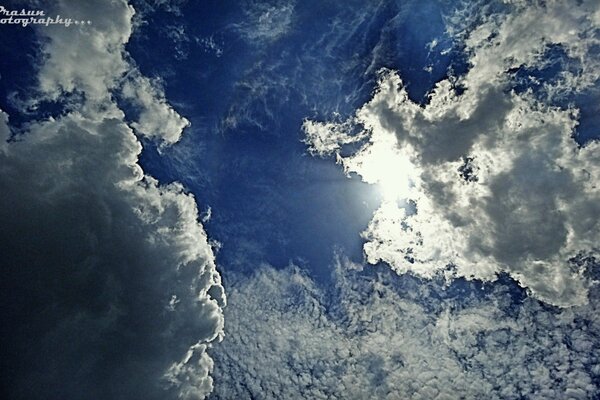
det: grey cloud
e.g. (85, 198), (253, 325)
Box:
(0, 110), (9, 142)
(0, 0), (224, 398)
(0, 106), (224, 399)
(361, 76), (513, 165)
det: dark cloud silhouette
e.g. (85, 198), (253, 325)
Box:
(0, 0), (224, 398)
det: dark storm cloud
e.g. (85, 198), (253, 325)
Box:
(0, 0), (224, 399)
(0, 108), (223, 400)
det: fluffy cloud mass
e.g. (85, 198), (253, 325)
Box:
(210, 258), (600, 399)
(304, 0), (600, 307)
(0, 1), (223, 399)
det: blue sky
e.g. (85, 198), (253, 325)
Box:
(127, 0), (462, 279)
(1, 0), (600, 399)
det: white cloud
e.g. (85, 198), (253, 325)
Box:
(35, 0), (134, 101)
(210, 258), (600, 399)
(121, 72), (191, 145)
(201, 205), (212, 223)
(0, 0), (223, 398)
(32, 0), (189, 145)
(303, 0), (600, 307)
(233, 1), (295, 45)
(458, 0), (600, 97)
(165, 344), (216, 400)
(303, 118), (366, 157)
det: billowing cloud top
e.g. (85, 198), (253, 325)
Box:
(304, 0), (600, 307)
(0, 0), (223, 399)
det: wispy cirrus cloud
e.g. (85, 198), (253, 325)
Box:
(234, 1), (295, 45)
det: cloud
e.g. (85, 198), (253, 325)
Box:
(303, 0), (600, 307)
(0, 0), (223, 399)
(456, 0), (600, 98)
(234, 1), (295, 45)
(32, 0), (189, 145)
(0, 109), (9, 142)
(209, 258), (600, 399)
(35, 0), (134, 101)
(121, 71), (191, 145)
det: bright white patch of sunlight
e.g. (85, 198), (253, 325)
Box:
(339, 136), (415, 202)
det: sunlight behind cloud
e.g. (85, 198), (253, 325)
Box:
(338, 134), (415, 202)
(303, 0), (600, 307)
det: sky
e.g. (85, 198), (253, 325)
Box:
(0, 0), (599, 399)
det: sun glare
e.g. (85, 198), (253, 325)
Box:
(342, 140), (415, 202)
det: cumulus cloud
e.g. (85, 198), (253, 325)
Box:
(35, 0), (134, 101)
(33, 0), (189, 145)
(121, 72), (191, 145)
(0, 0), (223, 398)
(303, 0), (600, 307)
(209, 258), (600, 399)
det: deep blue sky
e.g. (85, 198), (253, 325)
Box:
(125, 0), (462, 280)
